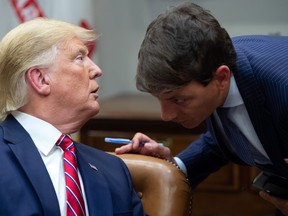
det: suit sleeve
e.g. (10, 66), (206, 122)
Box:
(118, 158), (146, 216)
(177, 131), (229, 188)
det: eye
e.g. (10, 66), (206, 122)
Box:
(171, 97), (186, 105)
(76, 54), (84, 61)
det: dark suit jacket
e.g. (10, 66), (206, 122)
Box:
(177, 35), (288, 188)
(0, 114), (145, 216)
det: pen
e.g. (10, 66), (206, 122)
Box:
(104, 137), (164, 146)
(104, 138), (132, 144)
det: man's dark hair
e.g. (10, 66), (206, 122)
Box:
(136, 2), (237, 93)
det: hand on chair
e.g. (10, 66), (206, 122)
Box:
(115, 132), (174, 162)
(259, 191), (288, 215)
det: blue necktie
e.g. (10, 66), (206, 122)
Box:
(216, 108), (255, 165)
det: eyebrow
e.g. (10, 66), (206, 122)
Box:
(77, 46), (89, 55)
(67, 45), (89, 60)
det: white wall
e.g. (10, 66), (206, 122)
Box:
(1, 0), (288, 100)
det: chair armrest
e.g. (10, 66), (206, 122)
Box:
(112, 153), (193, 216)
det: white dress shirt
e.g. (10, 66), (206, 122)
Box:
(175, 75), (271, 174)
(12, 111), (89, 216)
(219, 75), (270, 162)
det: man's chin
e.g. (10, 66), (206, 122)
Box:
(180, 122), (199, 129)
(91, 107), (100, 116)
(86, 104), (100, 118)
(181, 124), (194, 129)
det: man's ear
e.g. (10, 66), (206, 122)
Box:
(26, 67), (51, 95)
(214, 65), (231, 90)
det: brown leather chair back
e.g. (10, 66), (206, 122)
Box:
(114, 153), (192, 216)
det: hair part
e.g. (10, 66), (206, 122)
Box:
(136, 2), (237, 94)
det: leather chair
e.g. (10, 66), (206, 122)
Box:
(114, 153), (193, 216)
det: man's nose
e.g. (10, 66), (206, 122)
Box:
(89, 58), (102, 79)
(160, 105), (177, 122)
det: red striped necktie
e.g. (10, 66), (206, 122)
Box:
(56, 134), (86, 216)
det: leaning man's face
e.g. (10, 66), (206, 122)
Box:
(154, 79), (226, 129)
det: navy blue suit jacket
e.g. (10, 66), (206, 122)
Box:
(177, 35), (288, 188)
(0, 115), (145, 216)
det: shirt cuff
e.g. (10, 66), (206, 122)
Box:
(174, 157), (187, 176)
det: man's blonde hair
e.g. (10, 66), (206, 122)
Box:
(0, 17), (97, 121)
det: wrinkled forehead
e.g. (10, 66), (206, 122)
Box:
(57, 37), (89, 54)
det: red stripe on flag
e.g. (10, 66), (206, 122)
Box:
(9, 1), (95, 57)
(80, 20), (96, 57)
(10, 0), (44, 23)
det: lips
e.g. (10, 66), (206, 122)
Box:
(91, 86), (99, 94)
(90, 87), (99, 100)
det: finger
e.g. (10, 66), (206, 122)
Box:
(115, 143), (133, 154)
(132, 132), (151, 144)
(259, 191), (283, 204)
(140, 142), (172, 159)
(115, 137), (147, 154)
(259, 191), (288, 215)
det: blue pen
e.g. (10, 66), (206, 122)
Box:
(104, 138), (132, 144)
(104, 137), (164, 146)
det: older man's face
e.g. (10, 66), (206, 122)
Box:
(47, 37), (102, 126)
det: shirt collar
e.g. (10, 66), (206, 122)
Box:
(12, 111), (62, 156)
(221, 74), (244, 108)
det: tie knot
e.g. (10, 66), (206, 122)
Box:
(56, 134), (74, 151)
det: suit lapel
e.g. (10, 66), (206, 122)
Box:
(207, 116), (247, 165)
(243, 100), (288, 176)
(3, 115), (61, 216)
(234, 50), (288, 176)
(76, 147), (114, 215)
